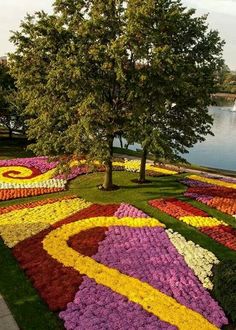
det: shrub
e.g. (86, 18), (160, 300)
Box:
(213, 260), (236, 323)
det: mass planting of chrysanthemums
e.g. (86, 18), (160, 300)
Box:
(123, 159), (177, 175)
(149, 198), (236, 250)
(0, 157), (177, 201)
(1, 157), (235, 328)
(0, 196), (228, 330)
(182, 174), (236, 216)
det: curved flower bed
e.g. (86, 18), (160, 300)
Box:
(149, 198), (236, 250)
(0, 196), (228, 329)
(0, 157), (177, 201)
(182, 176), (236, 216)
(0, 157), (67, 200)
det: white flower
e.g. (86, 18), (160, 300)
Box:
(0, 179), (66, 189)
(166, 229), (219, 290)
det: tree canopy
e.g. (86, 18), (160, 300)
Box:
(122, 1), (224, 181)
(0, 63), (24, 138)
(9, 0), (224, 188)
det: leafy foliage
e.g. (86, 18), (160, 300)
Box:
(219, 66), (236, 94)
(0, 64), (23, 138)
(9, 0), (224, 187)
(213, 260), (236, 323)
(123, 0), (224, 179)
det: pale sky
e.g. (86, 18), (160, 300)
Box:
(0, 0), (236, 70)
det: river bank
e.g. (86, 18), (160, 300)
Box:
(212, 93), (236, 106)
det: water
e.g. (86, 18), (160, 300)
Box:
(185, 106), (236, 171)
(114, 106), (236, 171)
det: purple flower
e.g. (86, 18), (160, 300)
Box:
(60, 219), (227, 329)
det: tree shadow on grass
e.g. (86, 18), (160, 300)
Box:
(0, 137), (33, 159)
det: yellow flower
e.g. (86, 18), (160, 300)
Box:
(43, 216), (218, 330)
(0, 166), (56, 184)
(189, 175), (236, 190)
(179, 216), (227, 228)
(0, 198), (91, 247)
(146, 164), (177, 175)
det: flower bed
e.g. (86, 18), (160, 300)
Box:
(0, 196), (227, 329)
(149, 198), (236, 250)
(124, 159), (177, 175)
(188, 175), (236, 190)
(182, 176), (236, 216)
(149, 198), (208, 218)
(0, 157), (178, 201)
(0, 157), (66, 200)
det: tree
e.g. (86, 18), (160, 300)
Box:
(0, 63), (18, 138)
(9, 0), (224, 188)
(221, 70), (236, 94)
(10, 1), (135, 189)
(123, 0), (224, 182)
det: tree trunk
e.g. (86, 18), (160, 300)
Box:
(118, 135), (123, 149)
(139, 146), (148, 182)
(102, 137), (114, 190)
(8, 128), (13, 139)
(103, 160), (113, 190)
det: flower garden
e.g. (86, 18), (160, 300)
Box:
(149, 198), (236, 250)
(0, 195), (228, 330)
(182, 175), (236, 216)
(0, 157), (236, 330)
(0, 157), (177, 201)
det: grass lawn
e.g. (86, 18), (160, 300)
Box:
(0, 140), (236, 329)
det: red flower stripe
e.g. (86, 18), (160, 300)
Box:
(149, 198), (208, 218)
(200, 226), (236, 251)
(13, 204), (119, 311)
(187, 186), (236, 198)
(52, 203), (120, 229)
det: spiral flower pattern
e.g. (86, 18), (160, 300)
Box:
(0, 166), (55, 184)
(1, 166), (42, 179)
(0, 157), (178, 201)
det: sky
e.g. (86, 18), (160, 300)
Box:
(0, 0), (236, 70)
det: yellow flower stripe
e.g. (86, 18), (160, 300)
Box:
(70, 160), (101, 167)
(71, 160), (125, 168)
(43, 217), (218, 330)
(146, 164), (177, 175)
(179, 216), (227, 228)
(0, 166), (56, 184)
(112, 161), (125, 167)
(189, 175), (236, 190)
(0, 198), (91, 247)
(122, 159), (177, 174)
(71, 159), (177, 174)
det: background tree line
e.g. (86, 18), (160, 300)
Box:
(219, 66), (236, 94)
